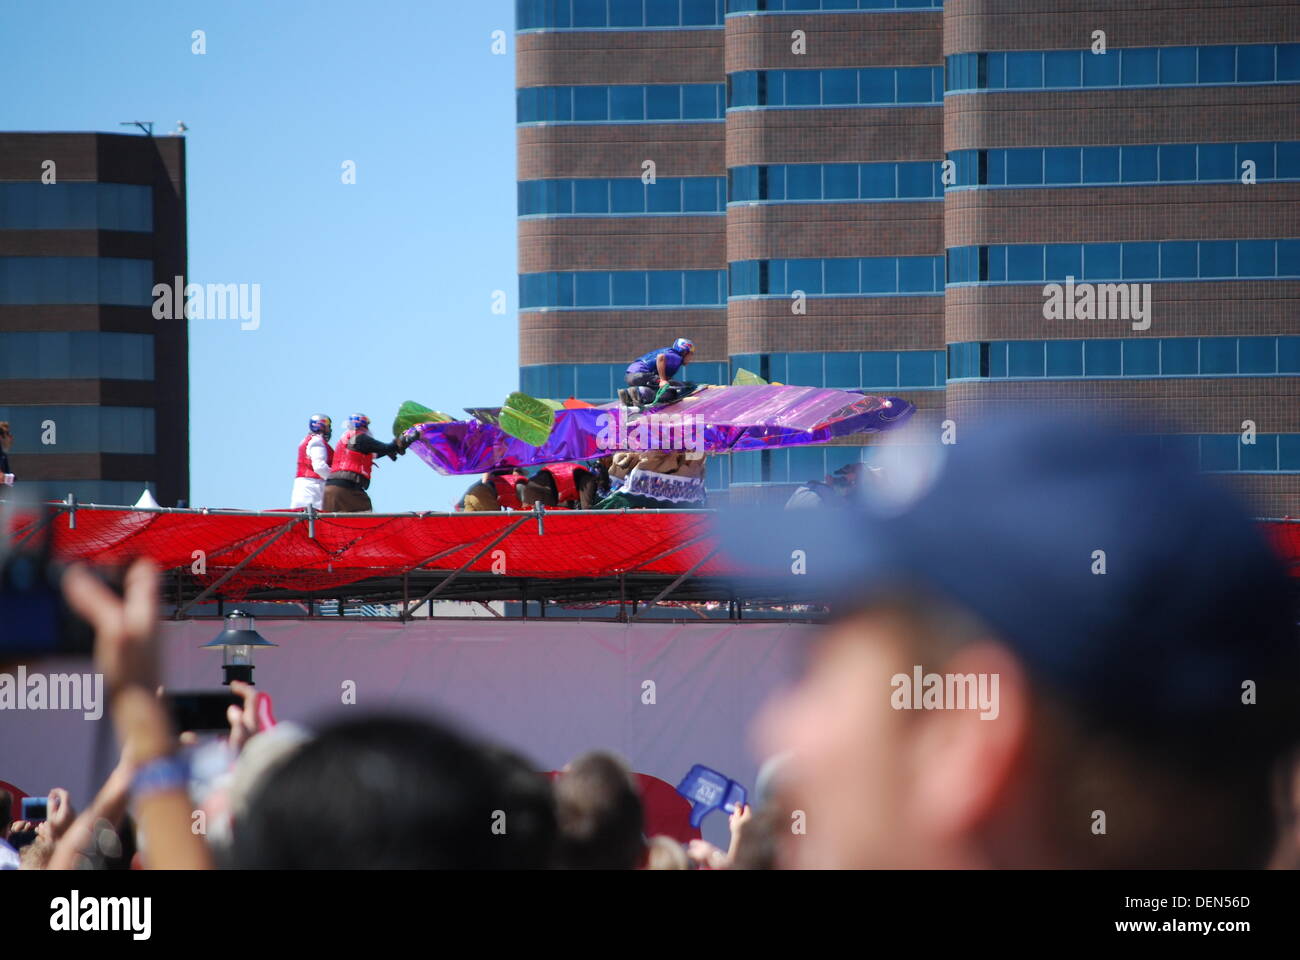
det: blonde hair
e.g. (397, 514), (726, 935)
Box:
(645, 835), (689, 870)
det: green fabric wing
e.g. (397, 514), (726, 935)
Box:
(499, 392), (556, 447)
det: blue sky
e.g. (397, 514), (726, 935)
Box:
(2, 0), (519, 510)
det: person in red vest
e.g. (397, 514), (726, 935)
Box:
(323, 413), (409, 513)
(520, 461), (606, 509)
(459, 468), (530, 511)
(289, 414), (334, 510)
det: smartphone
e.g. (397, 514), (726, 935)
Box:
(167, 691), (243, 733)
(20, 796), (47, 822)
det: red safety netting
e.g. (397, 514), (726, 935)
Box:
(10, 508), (729, 599)
(9, 509), (1297, 600)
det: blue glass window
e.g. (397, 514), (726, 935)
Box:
(823, 164), (858, 199)
(611, 179), (645, 212)
(1199, 240), (1236, 277)
(576, 272), (611, 306)
(1045, 340), (1083, 376)
(1122, 242), (1158, 279)
(896, 67), (933, 102)
(1006, 52), (1043, 88)
(1084, 340), (1121, 376)
(1279, 43), (1300, 81)
(1006, 149), (1043, 184)
(1082, 147), (1120, 183)
(1162, 338), (1198, 374)
(861, 351), (897, 387)
(824, 258), (858, 294)
(1006, 245), (1043, 281)
(1238, 239), (1275, 277)
(1083, 243), (1121, 280)
(787, 259), (823, 294)
(1123, 49), (1159, 86)
(1239, 337), (1276, 373)
(1044, 147), (1081, 184)
(1279, 239), (1300, 276)
(610, 86), (645, 119)
(897, 163), (934, 197)
(860, 163), (894, 198)
(824, 351), (858, 387)
(1045, 244), (1082, 280)
(859, 68), (895, 103)
(786, 165), (821, 199)
(1121, 145), (1158, 182)
(648, 270), (684, 304)
(1199, 337), (1237, 374)
(785, 70), (821, 105)
(1083, 50), (1120, 86)
(1159, 144), (1197, 181)
(899, 351), (937, 386)
(1199, 143), (1235, 180)
(1160, 241), (1198, 278)
(1007, 341), (1044, 377)
(611, 271), (647, 305)
(1200, 435), (1239, 471)
(1159, 47), (1198, 84)
(861, 258), (897, 293)
(1198, 45), (1235, 83)
(1044, 50), (1081, 87)
(823, 69), (857, 104)
(1123, 339), (1159, 375)
(1241, 435), (1278, 471)
(573, 179), (608, 213)
(1236, 44), (1274, 82)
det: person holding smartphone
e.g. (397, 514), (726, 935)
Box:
(0, 421), (13, 486)
(0, 788), (19, 869)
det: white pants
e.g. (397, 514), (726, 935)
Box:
(290, 476), (325, 510)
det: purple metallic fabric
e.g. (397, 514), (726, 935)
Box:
(407, 385), (915, 475)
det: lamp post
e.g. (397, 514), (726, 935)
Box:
(202, 610), (276, 685)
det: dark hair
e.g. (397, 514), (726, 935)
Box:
(484, 747), (557, 869)
(231, 714), (511, 869)
(553, 751), (644, 870)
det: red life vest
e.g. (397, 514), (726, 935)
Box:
(296, 435), (334, 480)
(545, 462), (583, 505)
(332, 429), (375, 479)
(489, 472), (529, 510)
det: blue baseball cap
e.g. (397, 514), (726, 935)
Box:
(716, 415), (1299, 761)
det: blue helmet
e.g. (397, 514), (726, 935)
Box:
(348, 413), (370, 431)
(672, 338), (695, 354)
(309, 414), (332, 440)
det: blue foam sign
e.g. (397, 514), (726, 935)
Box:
(675, 764), (748, 828)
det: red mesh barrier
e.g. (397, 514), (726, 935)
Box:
(8, 508), (731, 599)
(9, 509), (1296, 600)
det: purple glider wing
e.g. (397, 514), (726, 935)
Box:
(405, 385), (914, 475)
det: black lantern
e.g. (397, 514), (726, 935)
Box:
(202, 610), (276, 685)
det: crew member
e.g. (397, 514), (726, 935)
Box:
(620, 338), (694, 407)
(459, 468), (530, 512)
(290, 415), (334, 510)
(323, 413), (409, 513)
(784, 462), (877, 509)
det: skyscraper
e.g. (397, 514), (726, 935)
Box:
(517, 0), (1298, 515)
(0, 132), (189, 506)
